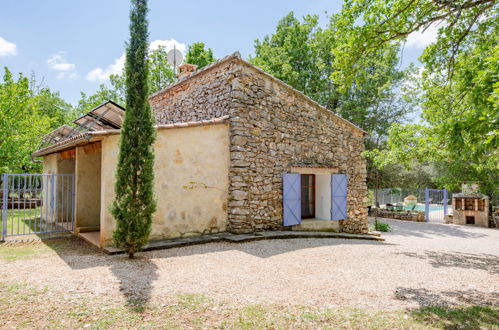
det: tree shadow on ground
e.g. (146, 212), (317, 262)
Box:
(394, 287), (499, 307)
(41, 237), (158, 312)
(395, 286), (499, 328)
(38, 235), (391, 312)
(370, 217), (491, 239)
(145, 237), (393, 259)
(398, 250), (499, 274)
(411, 305), (499, 329)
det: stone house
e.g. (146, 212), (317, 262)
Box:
(33, 52), (368, 247)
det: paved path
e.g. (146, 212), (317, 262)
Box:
(1, 218), (498, 310)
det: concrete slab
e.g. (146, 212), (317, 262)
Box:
(78, 231), (100, 248)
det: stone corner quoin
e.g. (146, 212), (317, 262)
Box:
(149, 56), (369, 235)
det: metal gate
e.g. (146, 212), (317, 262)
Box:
(425, 188), (449, 223)
(1, 173), (75, 240)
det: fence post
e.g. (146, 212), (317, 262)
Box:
(51, 174), (55, 231)
(443, 188), (448, 216)
(71, 174), (75, 232)
(1, 174), (8, 242)
(425, 187), (430, 222)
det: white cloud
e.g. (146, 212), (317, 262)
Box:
(86, 54), (125, 82)
(406, 24), (439, 49)
(149, 38), (186, 53)
(57, 72), (80, 79)
(0, 36), (18, 56)
(47, 52), (79, 79)
(86, 38), (186, 82)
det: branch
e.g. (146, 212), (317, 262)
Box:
(377, 0), (420, 27)
(434, 0), (497, 10)
(447, 1), (495, 80)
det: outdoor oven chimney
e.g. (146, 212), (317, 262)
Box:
(177, 63), (198, 79)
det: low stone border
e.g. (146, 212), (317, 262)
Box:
(103, 231), (385, 255)
(369, 209), (425, 222)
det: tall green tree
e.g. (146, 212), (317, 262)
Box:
(251, 12), (419, 190)
(346, 0), (499, 200)
(185, 42), (216, 69)
(111, 0), (156, 258)
(75, 84), (123, 117)
(370, 27), (499, 200)
(0, 67), (74, 173)
(251, 12), (416, 150)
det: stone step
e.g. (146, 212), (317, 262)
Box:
(291, 219), (340, 232)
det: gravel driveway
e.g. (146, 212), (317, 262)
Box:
(2, 218), (498, 311)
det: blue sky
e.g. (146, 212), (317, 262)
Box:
(0, 0), (436, 105)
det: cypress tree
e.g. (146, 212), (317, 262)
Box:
(111, 0), (156, 258)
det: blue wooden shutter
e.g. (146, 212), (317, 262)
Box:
(283, 173), (301, 226)
(331, 174), (348, 220)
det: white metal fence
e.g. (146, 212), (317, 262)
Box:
(1, 173), (75, 240)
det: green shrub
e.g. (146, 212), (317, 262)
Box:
(375, 220), (391, 232)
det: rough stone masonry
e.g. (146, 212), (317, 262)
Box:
(150, 53), (369, 234)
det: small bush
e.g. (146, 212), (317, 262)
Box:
(375, 221), (391, 232)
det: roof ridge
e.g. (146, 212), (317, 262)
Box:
(148, 52), (366, 134)
(149, 52), (241, 99)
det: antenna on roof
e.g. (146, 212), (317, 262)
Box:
(167, 45), (183, 74)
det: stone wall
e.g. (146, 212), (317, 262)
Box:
(227, 62), (368, 234)
(149, 59), (236, 123)
(149, 55), (368, 234)
(371, 209), (425, 222)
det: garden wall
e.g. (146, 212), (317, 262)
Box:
(370, 209), (425, 222)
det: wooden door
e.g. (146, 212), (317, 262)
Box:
(301, 174), (315, 219)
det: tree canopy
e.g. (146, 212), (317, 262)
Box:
(251, 12), (417, 152)
(331, 0), (499, 87)
(185, 42), (216, 69)
(0, 67), (74, 173)
(349, 0), (499, 198)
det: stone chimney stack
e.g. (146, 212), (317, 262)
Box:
(177, 63), (198, 79)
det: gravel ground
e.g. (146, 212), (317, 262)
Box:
(1, 218), (498, 311)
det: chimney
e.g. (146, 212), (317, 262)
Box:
(177, 63), (198, 79)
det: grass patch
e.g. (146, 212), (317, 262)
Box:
(0, 246), (43, 261)
(177, 293), (211, 311)
(412, 305), (499, 329)
(4, 207), (43, 236)
(2, 207), (72, 238)
(0, 237), (77, 261)
(0, 281), (497, 329)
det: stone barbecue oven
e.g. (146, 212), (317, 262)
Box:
(452, 183), (489, 227)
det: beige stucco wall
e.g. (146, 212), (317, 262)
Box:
(100, 123), (230, 246)
(41, 151), (75, 225)
(42, 153), (58, 174)
(75, 143), (101, 229)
